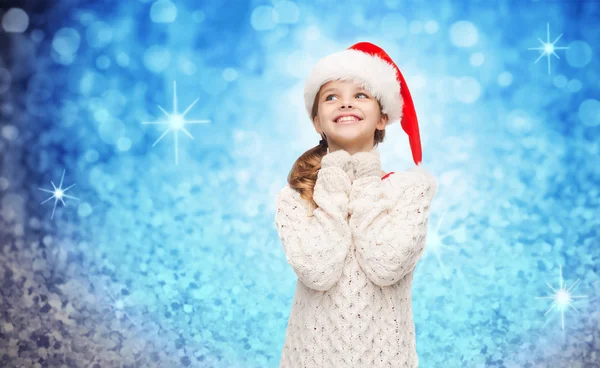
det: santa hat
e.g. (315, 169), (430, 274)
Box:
(304, 41), (422, 166)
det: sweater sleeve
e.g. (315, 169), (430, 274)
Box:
(348, 167), (438, 287)
(274, 166), (353, 291)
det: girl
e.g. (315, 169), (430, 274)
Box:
(275, 42), (438, 367)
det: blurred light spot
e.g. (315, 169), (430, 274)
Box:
(566, 40), (592, 68)
(63, 113), (79, 127)
(286, 50), (312, 79)
(497, 71), (513, 87)
(28, 217), (41, 230)
(251, 6), (278, 31)
(380, 13), (407, 39)
(450, 21), (478, 48)
(51, 52), (75, 65)
(179, 57), (196, 75)
(117, 137), (132, 151)
(1, 125), (18, 141)
(424, 20), (439, 34)
(2, 193), (24, 222)
(578, 99), (600, 127)
(61, 100), (80, 127)
(192, 10), (205, 23)
(76, 11), (95, 26)
(80, 70), (107, 96)
(99, 118), (126, 145)
(0, 103), (12, 116)
(116, 52), (130, 67)
(409, 20), (422, 34)
(52, 27), (81, 56)
(0, 68), (11, 94)
(143, 45), (171, 73)
(78, 202), (93, 217)
(273, 0), (299, 24)
(305, 25), (320, 40)
(85, 149), (99, 163)
(42, 235), (53, 246)
(30, 29), (44, 42)
(151, 0), (177, 23)
(567, 79), (581, 93)
(507, 109), (533, 134)
(553, 74), (568, 88)
(93, 107), (111, 124)
(454, 77), (481, 103)
(223, 68), (238, 82)
(270, 24), (289, 41)
(86, 21), (114, 48)
(96, 55), (111, 69)
(0, 177), (8, 191)
(2, 8), (29, 33)
(103, 89), (128, 116)
(470, 52), (484, 67)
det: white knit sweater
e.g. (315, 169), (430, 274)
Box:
(275, 148), (438, 368)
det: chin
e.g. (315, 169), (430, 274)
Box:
(331, 119), (364, 126)
(329, 133), (366, 145)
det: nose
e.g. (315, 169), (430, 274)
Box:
(340, 95), (354, 108)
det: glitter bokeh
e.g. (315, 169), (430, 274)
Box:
(0, 0), (599, 367)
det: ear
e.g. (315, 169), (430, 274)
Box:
(313, 116), (322, 134)
(378, 113), (388, 129)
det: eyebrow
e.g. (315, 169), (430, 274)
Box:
(321, 87), (368, 96)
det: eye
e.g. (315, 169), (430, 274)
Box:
(325, 92), (369, 101)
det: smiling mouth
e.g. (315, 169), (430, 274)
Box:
(334, 117), (363, 124)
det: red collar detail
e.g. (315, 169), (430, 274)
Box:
(381, 172), (395, 180)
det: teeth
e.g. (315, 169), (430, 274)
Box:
(336, 116), (360, 123)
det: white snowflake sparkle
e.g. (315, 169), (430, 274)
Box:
(38, 169), (79, 219)
(425, 210), (460, 280)
(141, 80), (211, 165)
(536, 264), (587, 331)
(527, 22), (569, 75)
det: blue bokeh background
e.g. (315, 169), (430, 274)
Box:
(0, 0), (598, 367)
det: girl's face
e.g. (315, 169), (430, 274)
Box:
(313, 79), (387, 155)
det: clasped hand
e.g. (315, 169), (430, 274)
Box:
(320, 148), (382, 183)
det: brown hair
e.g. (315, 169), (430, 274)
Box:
(287, 85), (387, 210)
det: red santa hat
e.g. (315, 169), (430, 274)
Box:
(304, 41), (422, 166)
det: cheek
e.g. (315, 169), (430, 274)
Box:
(364, 107), (380, 120)
(319, 107), (334, 120)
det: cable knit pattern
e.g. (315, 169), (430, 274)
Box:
(276, 148), (438, 368)
(275, 150), (353, 291)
